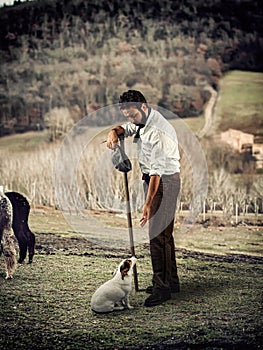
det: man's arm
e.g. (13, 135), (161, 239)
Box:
(140, 175), (160, 227)
(106, 126), (125, 149)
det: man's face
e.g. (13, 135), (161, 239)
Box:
(121, 104), (148, 126)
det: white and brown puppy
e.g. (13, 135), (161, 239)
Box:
(91, 256), (137, 313)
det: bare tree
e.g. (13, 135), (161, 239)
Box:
(44, 107), (74, 141)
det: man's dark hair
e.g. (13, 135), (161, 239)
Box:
(119, 90), (147, 110)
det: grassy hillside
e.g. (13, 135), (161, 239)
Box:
(1, 70), (262, 151)
(217, 71), (263, 137)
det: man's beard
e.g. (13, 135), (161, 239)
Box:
(134, 109), (147, 127)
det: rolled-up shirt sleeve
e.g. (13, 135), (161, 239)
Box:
(121, 122), (138, 137)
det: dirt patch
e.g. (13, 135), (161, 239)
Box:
(35, 232), (263, 265)
(35, 232), (128, 257)
(178, 247), (263, 264)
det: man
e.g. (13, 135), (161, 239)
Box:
(106, 90), (181, 307)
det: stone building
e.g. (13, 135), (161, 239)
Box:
(221, 129), (263, 169)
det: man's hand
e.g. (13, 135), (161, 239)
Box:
(106, 129), (119, 150)
(140, 175), (160, 227)
(106, 126), (125, 150)
(140, 203), (151, 227)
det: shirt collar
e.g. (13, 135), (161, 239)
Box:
(140, 107), (154, 135)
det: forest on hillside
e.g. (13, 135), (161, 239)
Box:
(0, 0), (262, 136)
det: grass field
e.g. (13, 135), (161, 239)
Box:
(216, 71), (263, 136)
(0, 207), (262, 349)
(0, 131), (50, 153)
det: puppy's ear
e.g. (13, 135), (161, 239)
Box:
(120, 260), (131, 280)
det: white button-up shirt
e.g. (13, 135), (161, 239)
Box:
(121, 108), (180, 177)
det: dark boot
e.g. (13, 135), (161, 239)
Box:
(144, 289), (171, 307)
(146, 283), (180, 294)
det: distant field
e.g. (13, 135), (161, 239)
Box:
(0, 130), (50, 152)
(169, 114), (204, 134)
(216, 70), (263, 137)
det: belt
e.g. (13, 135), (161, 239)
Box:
(142, 173), (179, 184)
(142, 173), (150, 184)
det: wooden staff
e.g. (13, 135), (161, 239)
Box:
(119, 136), (139, 292)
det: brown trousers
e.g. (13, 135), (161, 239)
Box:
(144, 173), (181, 291)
